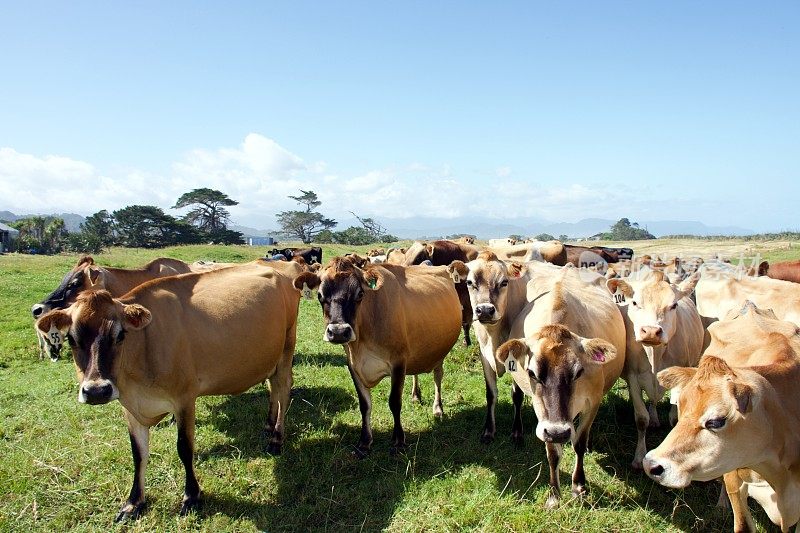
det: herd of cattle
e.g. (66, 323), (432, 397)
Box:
(27, 239), (800, 530)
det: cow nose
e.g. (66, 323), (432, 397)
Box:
(80, 382), (114, 405)
(649, 464), (665, 477)
(474, 304), (496, 322)
(32, 303), (46, 318)
(324, 323), (354, 344)
(639, 326), (663, 343)
(543, 427), (571, 444)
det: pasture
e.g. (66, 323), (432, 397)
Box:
(1, 240), (798, 532)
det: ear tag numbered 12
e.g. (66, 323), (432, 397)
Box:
(505, 358), (517, 372)
(301, 283), (315, 300)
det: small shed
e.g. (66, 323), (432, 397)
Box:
(0, 222), (19, 253)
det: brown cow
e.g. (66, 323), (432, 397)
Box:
(496, 264), (626, 508)
(759, 259), (800, 284)
(31, 256), (194, 360)
(293, 257), (462, 456)
(34, 261), (303, 521)
(385, 247), (407, 265)
(645, 302), (800, 531)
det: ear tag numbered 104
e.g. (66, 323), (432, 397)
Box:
(613, 288), (627, 305)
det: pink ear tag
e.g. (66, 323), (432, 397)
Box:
(592, 350), (606, 362)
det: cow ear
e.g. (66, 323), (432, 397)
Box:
(84, 266), (105, 288)
(657, 366), (697, 390)
(508, 262), (523, 278)
(293, 272), (321, 299)
(77, 254), (94, 267)
(122, 304), (151, 330)
(729, 381), (752, 414)
(758, 261), (769, 277)
(447, 260), (469, 283)
(425, 243), (435, 258)
(495, 339), (528, 372)
(677, 271), (700, 297)
(349, 254), (369, 268)
(606, 278), (632, 305)
(581, 337), (617, 364)
(36, 309), (72, 335)
(362, 269), (383, 291)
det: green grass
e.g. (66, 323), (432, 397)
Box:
(2, 242), (798, 532)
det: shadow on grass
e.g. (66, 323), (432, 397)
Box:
(192, 380), (772, 532)
(293, 351), (348, 368)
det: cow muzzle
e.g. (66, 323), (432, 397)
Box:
(637, 326), (664, 346)
(536, 421), (573, 444)
(324, 323), (356, 344)
(474, 304), (498, 324)
(78, 379), (119, 405)
(642, 453), (691, 488)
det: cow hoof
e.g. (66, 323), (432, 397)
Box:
(479, 433), (495, 445)
(463, 338), (471, 347)
(352, 445), (371, 459)
(648, 420), (661, 429)
(179, 496), (201, 517)
(572, 485), (589, 499)
(545, 494), (560, 510)
(389, 443), (407, 456)
(433, 406), (443, 419)
(411, 394), (422, 404)
(510, 433), (524, 448)
(266, 441), (282, 455)
(115, 501), (146, 522)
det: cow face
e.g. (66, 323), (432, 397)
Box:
(607, 271), (698, 347)
(496, 325), (616, 444)
(404, 241), (434, 265)
(448, 252), (521, 325)
(32, 256), (104, 318)
(293, 257), (382, 344)
(643, 356), (762, 488)
(34, 290), (151, 405)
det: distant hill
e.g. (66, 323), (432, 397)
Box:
(0, 211), (85, 232)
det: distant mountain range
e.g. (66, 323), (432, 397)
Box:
(0, 210), (756, 240)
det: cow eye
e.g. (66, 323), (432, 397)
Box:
(631, 301), (638, 308)
(66, 333), (76, 346)
(670, 302), (679, 310)
(116, 330), (126, 343)
(705, 417), (726, 430)
(575, 368), (584, 380)
(466, 279), (474, 287)
(527, 369), (539, 382)
(499, 280), (509, 288)
(355, 291), (364, 301)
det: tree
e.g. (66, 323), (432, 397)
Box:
(276, 190), (336, 243)
(558, 234), (570, 242)
(332, 226), (374, 245)
(11, 216), (68, 254)
(80, 210), (116, 249)
(603, 218), (655, 240)
(349, 211), (397, 243)
(534, 233), (556, 241)
(173, 188), (238, 232)
(114, 205), (202, 248)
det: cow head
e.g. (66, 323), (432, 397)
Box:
(292, 256), (383, 344)
(447, 251), (522, 325)
(606, 270), (698, 347)
(32, 256), (106, 318)
(643, 355), (764, 488)
(34, 290), (151, 405)
(496, 325), (617, 444)
(404, 241), (434, 265)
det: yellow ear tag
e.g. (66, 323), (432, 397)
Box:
(301, 283), (314, 300)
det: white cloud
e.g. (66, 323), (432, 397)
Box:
(0, 133), (703, 229)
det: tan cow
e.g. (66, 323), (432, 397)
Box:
(496, 264), (626, 508)
(606, 269), (704, 468)
(489, 240), (568, 266)
(488, 237), (516, 247)
(385, 247), (407, 265)
(446, 252), (555, 444)
(644, 302), (800, 532)
(293, 257), (462, 456)
(696, 267), (800, 325)
(34, 261), (303, 521)
(31, 256), (195, 360)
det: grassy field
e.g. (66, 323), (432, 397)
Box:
(1, 240), (799, 532)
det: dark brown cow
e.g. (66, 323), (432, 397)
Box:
(268, 247), (323, 264)
(564, 245), (630, 268)
(34, 261), (303, 521)
(293, 257), (462, 456)
(759, 260), (800, 284)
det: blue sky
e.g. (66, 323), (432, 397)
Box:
(1, 1), (798, 231)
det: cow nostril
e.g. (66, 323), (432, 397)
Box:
(649, 464), (664, 477)
(32, 306), (43, 318)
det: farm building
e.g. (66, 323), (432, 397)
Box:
(0, 222), (19, 253)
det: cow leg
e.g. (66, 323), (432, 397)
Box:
(479, 356), (498, 444)
(571, 406), (599, 498)
(175, 404), (201, 516)
(432, 363), (444, 418)
(510, 381), (524, 447)
(347, 364), (373, 458)
(626, 373), (649, 469)
(724, 471), (756, 533)
(462, 322), (471, 346)
(37, 331), (45, 361)
(544, 442), (564, 509)
(389, 366), (406, 454)
(265, 329), (295, 455)
(668, 403), (678, 426)
(647, 402), (661, 428)
(411, 375), (422, 404)
(116, 410), (150, 522)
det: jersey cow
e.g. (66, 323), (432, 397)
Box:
(293, 257), (462, 457)
(496, 264), (626, 508)
(489, 240), (568, 266)
(606, 269), (704, 468)
(31, 255), (193, 360)
(758, 259), (800, 284)
(645, 302), (800, 532)
(34, 261), (303, 521)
